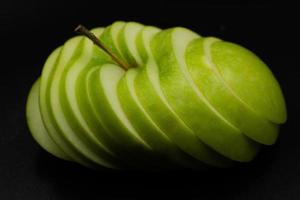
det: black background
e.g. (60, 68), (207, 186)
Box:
(1, 1), (300, 199)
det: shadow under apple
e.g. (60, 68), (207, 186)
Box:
(34, 143), (279, 200)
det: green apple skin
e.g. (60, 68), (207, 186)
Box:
(133, 27), (233, 167)
(210, 41), (287, 124)
(185, 38), (279, 145)
(151, 28), (260, 161)
(26, 21), (287, 169)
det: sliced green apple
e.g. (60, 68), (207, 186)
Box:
(100, 21), (128, 65)
(151, 28), (260, 161)
(28, 21), (286, 169)
(26, 78), (71, 161)
(39, 44), (94, 167)
(41, 36), (118, 169)
(136, 26), (161, 64)
(185, 37), (279, 145)
(62, 28), (124, 167)
(73, 29), (126, 163)
(209, 40), (287, 124)
(118, 22), (144, 67)
(118, 67), (212, 168)
(87, 64), (158, 168)
(135, 61), (232, 167)
(133, 26), (232, 167)
(74, 28), (115, 147)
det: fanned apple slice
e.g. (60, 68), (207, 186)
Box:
(73, 29), (130, 167)
(85, 68), (144, 169)
(51, 37), (119, 168)
(117, 22), (144, 67)
(185, 38), (279, 145)
(62, 28), (123, 167)
(152, 28), (260, 161)
(118, 68), (211, 168)
(87, 64), (156, 168)
(100, 21), (128, 65)
(135, 61), (232, 167)
(209, 41), (287, 124)
(27, 78), (71, 161)
(40, 44), (95, 167)
(44, 36), (118, 169)
(134, 26), (231, 167)
(136, 26), (161, 64)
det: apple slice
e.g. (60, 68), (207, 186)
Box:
(117, 22), (144, 67)
(185, 38), (279, 145)
(39, 44), (94, 167)
(73, 29), (115, 147)
(100, 21), (128, 65)
(62, 28), (125, 167)
(152, 28), (260, 161)
(52, 35), (120, 168)
(118, 67), (212, 168)
(135, 61), (232, 167)
(72, 29), (126, 163)
(133, 26), (232, 167)
(136, 26), (161, 64)
(210, 40), (287, 124)
(70, 27), (138, 168)
(26, 78), (71, 161)
(42, 36), (118, 169)
(87, 64), (160, 168)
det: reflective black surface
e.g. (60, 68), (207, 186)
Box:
(1, 1), (299, 199)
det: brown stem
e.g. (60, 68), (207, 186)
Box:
(75, 24), (130, 70)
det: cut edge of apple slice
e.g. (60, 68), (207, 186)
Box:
(136, 26), (161, 65)
(122, 22), (144, 66)
(84, 66), (122, 151)
(27, 78), (72, 161)
(110, 21), (128, 63)
(99, 22), (128, 67)
(118, 69), (180, 169)
(125, 68), (171, 142)
(134, 27), (233, 166)
(151, 28), (259, 162)
(171, 28), (260, 161)
(74, 28), (126, 162)
(47, 37), (118, 169)
(171, 28), (240, 133)
(63, 29), (124, 168)
(98, 64), (151, 149)
(140, 60), (233, 167)
(127, 67), (230, 168)
(39, 44), (90, 165)
(65, 28), (118, 155)
(86, 66), (152, 169)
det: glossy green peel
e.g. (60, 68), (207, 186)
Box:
(26, 21), (287, 169)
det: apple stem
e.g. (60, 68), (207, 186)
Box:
(75, 24), (130, 70)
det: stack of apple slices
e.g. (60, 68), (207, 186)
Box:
(26, 21), (287, 169)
